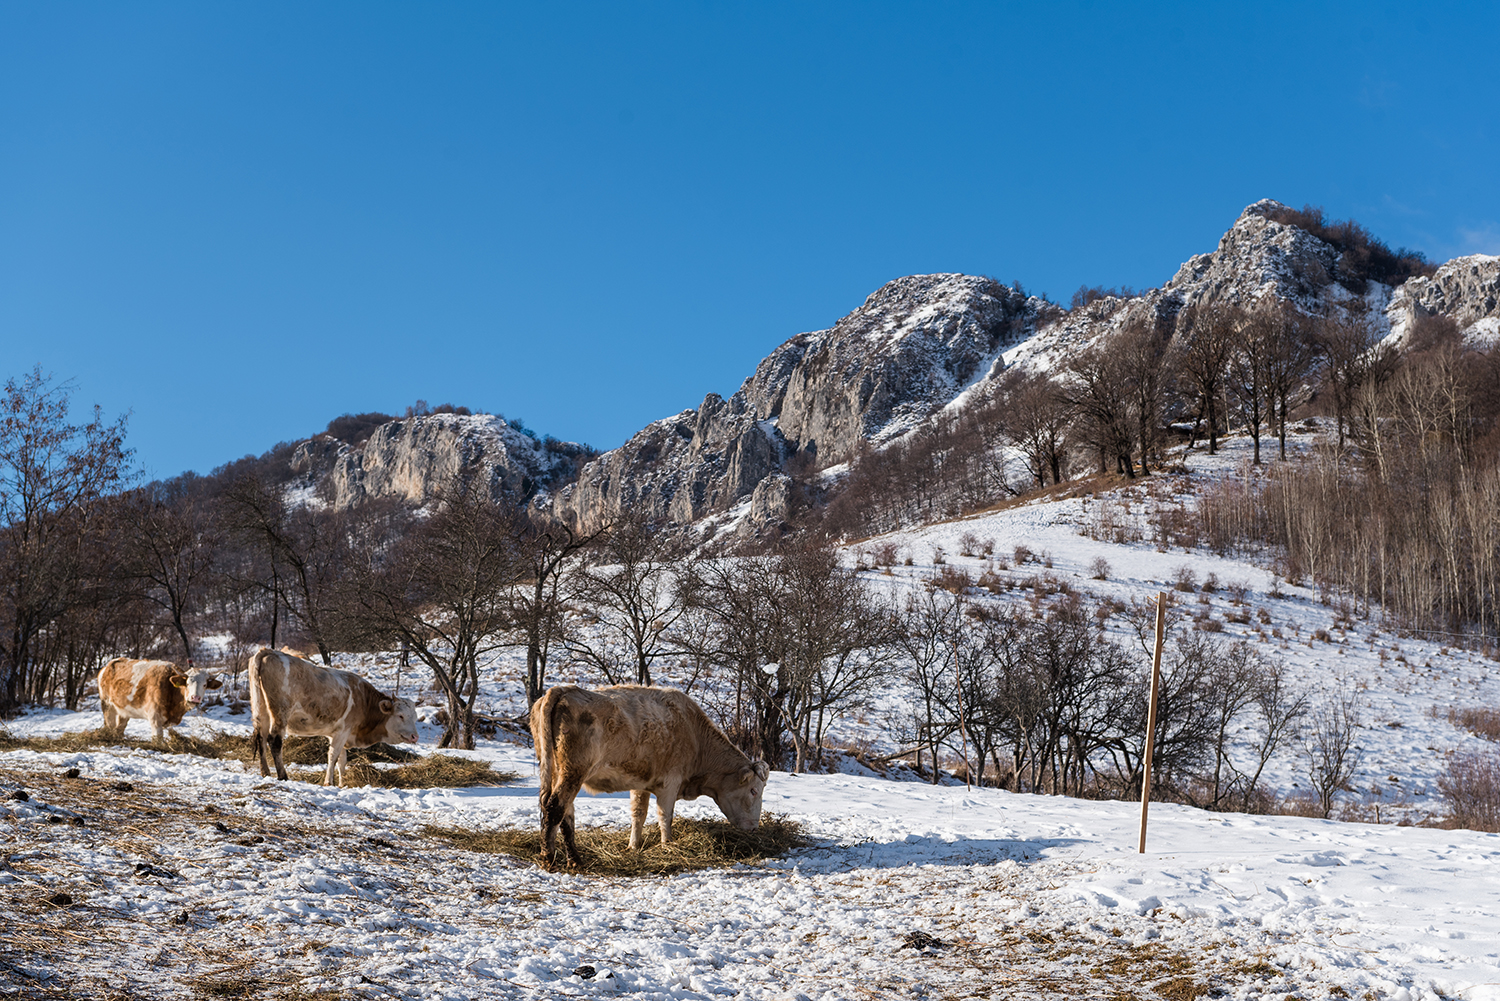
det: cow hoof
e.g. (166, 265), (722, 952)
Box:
(535, 853), (556, 872)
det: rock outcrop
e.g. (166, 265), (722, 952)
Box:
(548, 393), (785, 533)
(292, 413), (581, 511)
(1006, 199), (1393, 372)
(1387, 254), (1500, 346)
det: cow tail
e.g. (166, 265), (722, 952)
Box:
(247, 649), (270, 775)
(530, 689), (561, 794)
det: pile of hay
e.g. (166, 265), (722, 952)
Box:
(426, 814), (808, 876)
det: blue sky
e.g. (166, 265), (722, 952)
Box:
(3, 2), (1497, 480)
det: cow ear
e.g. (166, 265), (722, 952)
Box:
(754, 761), (769, 781)
(379, 699), (394, 715)
(169, 675), (188, 688)
(206, 676), (224, 689)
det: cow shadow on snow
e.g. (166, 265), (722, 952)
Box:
(793, 833), (1090, 870)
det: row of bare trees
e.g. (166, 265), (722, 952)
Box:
(892, 589), (1311, 810)
(1192, 318), (1500, 638)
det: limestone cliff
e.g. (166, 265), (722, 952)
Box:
(290, 413), (583, 511)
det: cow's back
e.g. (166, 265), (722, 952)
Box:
(249, 648), (364, 739)
(99, 658), (184, 724)
(534, 685), (706, 795)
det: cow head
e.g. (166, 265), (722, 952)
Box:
(175, 667), (225, 708)
(714, 759), (770, 831)
(378, 697), (421, 745)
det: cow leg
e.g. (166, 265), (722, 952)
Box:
(560, 797), (581, 865)
(269, 733), (289, 781)
(324, 735), (347, 786)
(252, 730), (271, 777)
(655, 781), (681, 845)
(100, 705), (120, 736)
(629, 790), (651, 851)
(540, 779), (584, 867)
(150, 716), (168, 745)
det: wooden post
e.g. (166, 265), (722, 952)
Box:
(1138, 591), (1167, 854)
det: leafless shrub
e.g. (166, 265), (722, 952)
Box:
(1173, 565), (1198, 592)
(1306, 691), (1362, 818)
(930, 566), (973, 594)
(1450, 706), (1500, 741)
(1089, 556), (1111, 580)
(1438, 749), (1500, 832)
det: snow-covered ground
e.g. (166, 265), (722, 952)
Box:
(4, 426), (1499, 999)
(2, 714), (1497, 1000)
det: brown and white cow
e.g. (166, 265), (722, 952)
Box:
(248, 647), (419, 787)
(531, 684), (770, 867)
(98, 658), (224, 744)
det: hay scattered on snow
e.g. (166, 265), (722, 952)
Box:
(287, 754), (513, 789)
(0, 730), (513, 789)
(426, 814), (808, 876)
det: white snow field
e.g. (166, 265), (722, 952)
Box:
(2, 724), (1498, 1001)
(4, 429), (1500, 1000)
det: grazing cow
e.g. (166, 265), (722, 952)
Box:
(248, 647), (419, 787)
(98, 658), (224, 744)
(531, 684), (770, 867)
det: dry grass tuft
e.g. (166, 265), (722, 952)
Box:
(185, 968), (347, 1000)
(426, 814), (808, 876)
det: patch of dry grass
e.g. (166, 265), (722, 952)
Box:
(426, 814), (807, 876)
(0, 729), (138, 754)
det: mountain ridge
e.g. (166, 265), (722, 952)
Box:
(277, 200), (1500, 536)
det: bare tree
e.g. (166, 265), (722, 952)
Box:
(509, 516), (596, 706)
(222, 474), (349, 663)
(1307, 688), (1362, 818)
(341, 491), (523, 749)
(1258, 300), (1321, 460)
(993, 371), (1071, 488)
(1230, 306), (1273, 464)
(1317, 306), (1393, 453)
(1065, 345), (1135, 477)
(0, 368), (131, 714)
(1115, 315), (1171, 475)
(1173, 303), (1240, 455)
(565, 515), (687, 687)
(117, 482), (221, 662)
(763, 543), (892, 773)
(894, 587), (960, 782)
